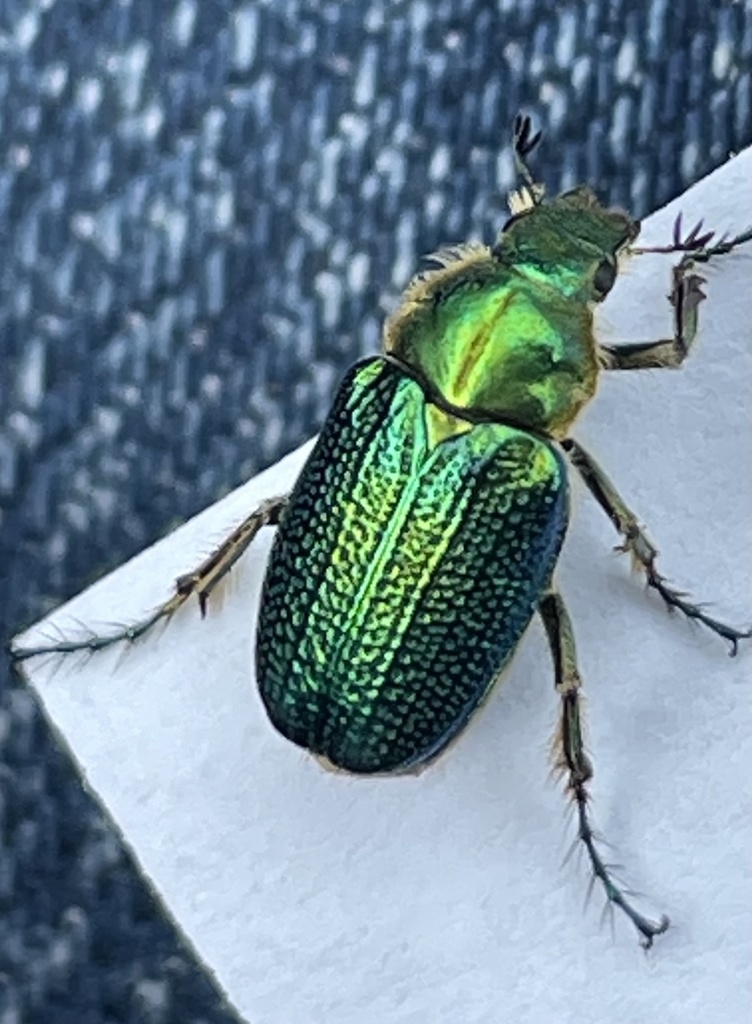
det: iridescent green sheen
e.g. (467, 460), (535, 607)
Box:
(385, 187), (638, 438)
(255, 184), (639, 774)
(256, 358), (567, 773)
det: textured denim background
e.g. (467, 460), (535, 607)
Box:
(1, 2), (750, 1020)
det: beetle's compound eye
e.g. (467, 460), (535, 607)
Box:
(592, 258), (616, 298)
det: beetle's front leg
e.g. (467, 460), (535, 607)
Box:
(562, 437), (750, 653)
(538, 591), (669, 948)
(599, 225), (751, 371)
(10, 494), (290, 662)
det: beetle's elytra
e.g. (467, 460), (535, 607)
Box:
(13, 116), (751, 948)
(257, 357), (569, 775)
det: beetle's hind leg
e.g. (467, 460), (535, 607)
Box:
(11, 494), (289, 663)
(539, 591), (669, 948)
(562, 438), (750, 654)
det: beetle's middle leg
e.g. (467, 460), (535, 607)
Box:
(539, 590), (669, 948)
(561, 437), (750, 653)
(11, 494), (289, 662)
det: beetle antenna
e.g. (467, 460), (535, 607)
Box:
(512, 114), (545, 207)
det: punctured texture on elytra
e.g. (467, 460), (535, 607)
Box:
(256, 357), (567, 774)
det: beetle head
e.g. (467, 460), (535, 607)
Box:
(493, 185), (640, 302)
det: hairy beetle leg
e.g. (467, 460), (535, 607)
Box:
(562, 439), (750, 653)
(10, 495), (289, 663)
(599, 226), (751, 372)
(539, 591), (670, 949)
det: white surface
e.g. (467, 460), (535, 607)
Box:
(15, 150), (752, 1024)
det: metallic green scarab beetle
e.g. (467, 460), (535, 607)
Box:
(13, 116), (751, 948)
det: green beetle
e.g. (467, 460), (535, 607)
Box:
(13, 117), (751, 947)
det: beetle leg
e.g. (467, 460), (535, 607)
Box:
(11, 494), (289, 662)
(599, 227), (751, 371)
(561, 437), (750, 653)
(539, 590), (669, 948)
